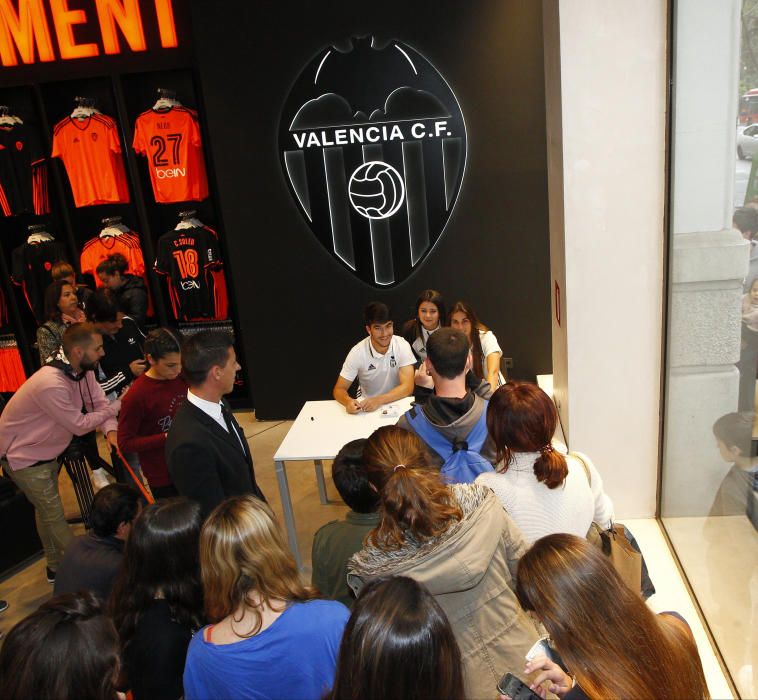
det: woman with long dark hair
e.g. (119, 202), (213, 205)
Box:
(478, 381), (614, 542)
(401, 289), (447, 399)
(0, 592), (121, 700)
(449, 300), (505, 389)
(36, 279), (86, 363)
(327, 576), (465, 700)
(347, 426), (538, 699)
(401, 289), (447, 363)
(183, 495), (349, 700)
(109, 498), (204, 700)
(512, 534), (709, 700)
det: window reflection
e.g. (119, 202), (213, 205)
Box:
(663, 2), (758, 697)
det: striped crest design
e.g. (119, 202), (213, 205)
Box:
(279, 36), (467, 288)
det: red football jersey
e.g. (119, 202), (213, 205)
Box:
(80, 232), (146, 286)
(51, 114), (130, 207)
(132, 107), (209, 203)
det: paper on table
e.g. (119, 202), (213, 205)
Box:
(378, 403), (402, 418)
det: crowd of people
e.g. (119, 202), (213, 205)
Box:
(0, 284), (712, 699)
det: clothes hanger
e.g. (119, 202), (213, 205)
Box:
(100, 216), (128, 237)
(27, 224), (53, 243)
(0, 106), (21, 126)
(153, 88), (182, 112)
(70, 97), (99, 120)
(175, 210), (200, 230)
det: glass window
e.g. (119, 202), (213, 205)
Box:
(662, 3), (758, 697)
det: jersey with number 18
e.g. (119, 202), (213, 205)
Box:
(154, 225), (221, 321)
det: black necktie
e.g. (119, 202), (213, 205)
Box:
(221, 405), (247, 458)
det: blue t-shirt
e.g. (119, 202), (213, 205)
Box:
(183, 599), (349, 700)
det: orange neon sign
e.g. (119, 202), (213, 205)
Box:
(0, 0), (178, 67)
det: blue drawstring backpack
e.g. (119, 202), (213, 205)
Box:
(405, 404), (494, 484)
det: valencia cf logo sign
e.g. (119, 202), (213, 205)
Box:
(279, 36), (467, 287)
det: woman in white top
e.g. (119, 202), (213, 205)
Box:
(449, 300), (504, 389)
(476, 381), (614, 543)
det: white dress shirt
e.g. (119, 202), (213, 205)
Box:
(186, 390), (246, 452)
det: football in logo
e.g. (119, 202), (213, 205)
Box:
(279, 36), (467, 287)
(348, 161), (405, 220)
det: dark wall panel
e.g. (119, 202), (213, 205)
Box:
(189, 0), (552, 418)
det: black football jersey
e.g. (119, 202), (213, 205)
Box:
(12, 239), (69, 321)
(0, 124), (46, 216)
(154, 225), (221, 321)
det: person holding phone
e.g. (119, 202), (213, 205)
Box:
(86, 290), (146, 400)
(503, 534), (709, 700)
(87, 290), (146, 486)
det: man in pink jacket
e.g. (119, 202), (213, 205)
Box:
(0, 323), (120, 583)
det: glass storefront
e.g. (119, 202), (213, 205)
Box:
(662, 3), (758, 697)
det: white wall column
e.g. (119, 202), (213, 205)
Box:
(543, 0), (667, 517)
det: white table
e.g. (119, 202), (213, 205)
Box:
(273, 397), (414, 568)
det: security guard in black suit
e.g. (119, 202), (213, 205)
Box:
(166, 330), (264, 517)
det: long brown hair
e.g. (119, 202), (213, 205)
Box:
(402, 289), (447, 345)
(109, 498), (204, 657)
(487, 382), (568, 488)
(43, 279), (75, 323)
(516, 534), (710, 700)
(448, 301), (487, 380)
(327, 577), (465, 700)
(363, 426), (462, 550)
(200, 495), (316, 634)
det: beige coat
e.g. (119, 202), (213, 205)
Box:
(347, 483), (540, 700)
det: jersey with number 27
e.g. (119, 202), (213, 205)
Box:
(132, 107), (209, 203)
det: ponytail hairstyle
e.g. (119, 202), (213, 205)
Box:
(487, 382), (568, 489)
(448, 301), (487, 380)
(516, 534), (710, 700)
(144, 327), (183, 361)
(363, 426), (462, 550)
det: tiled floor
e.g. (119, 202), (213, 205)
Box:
(0, 412), (744, 698)
(662, 515), (758, 700)
(625, 518), (734, 700)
